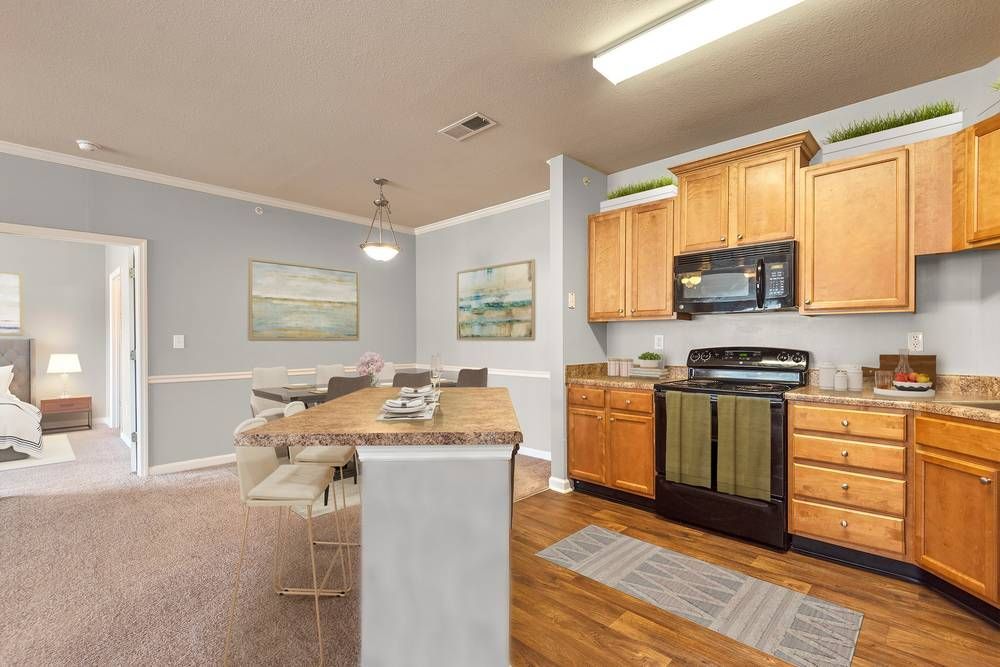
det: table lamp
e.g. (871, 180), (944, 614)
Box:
(47, 353), (81, 397)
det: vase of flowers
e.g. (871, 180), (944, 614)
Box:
(357, 352), (384, 386)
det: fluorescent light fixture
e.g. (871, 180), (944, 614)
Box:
(593, 0), (805, 84)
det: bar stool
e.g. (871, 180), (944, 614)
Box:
(224, 418), (341, 666)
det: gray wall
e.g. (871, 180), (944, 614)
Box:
(414, 200), (552, 454)
(0, 234), (107, 415)
(0, 153), (416, 466)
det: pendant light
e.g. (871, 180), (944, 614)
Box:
(360, 177), (399, 261)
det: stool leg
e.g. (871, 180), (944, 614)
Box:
(223, 506), (251, 666)
(305, 506), (324, 666)
(272, 507), (289, 593)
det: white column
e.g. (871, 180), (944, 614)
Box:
(356, 444), (514, 667)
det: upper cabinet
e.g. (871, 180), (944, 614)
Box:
(961, 113), (1000, 246)
(799, 148), (912, 314)
(589, 199), (682, 322)
(672, 132), (818, 255)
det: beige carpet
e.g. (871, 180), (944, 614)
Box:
(0, 429), (551, 665)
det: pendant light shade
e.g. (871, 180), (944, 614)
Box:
(360, 178), (400, 261)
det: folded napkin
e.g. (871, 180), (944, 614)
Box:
(401, 384), (433, 395)
(385, 397), (425, 408)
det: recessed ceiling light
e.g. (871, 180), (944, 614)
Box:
(75, 139), (101, 152)
(593, 0), (805, 85)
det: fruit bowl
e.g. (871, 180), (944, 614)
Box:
(892, 380), (934, 392)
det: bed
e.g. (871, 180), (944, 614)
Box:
(0, 338), (41, 461)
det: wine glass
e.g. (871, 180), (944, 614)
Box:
(430, 353), (442, 390)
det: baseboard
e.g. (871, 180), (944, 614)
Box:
(548, 477), (573, 494)
(95, 417), (112, 426)
(149, 452), (235, 475)
(518, 447), (551, 461)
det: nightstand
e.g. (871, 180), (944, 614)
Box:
(40, 395), (93, 433)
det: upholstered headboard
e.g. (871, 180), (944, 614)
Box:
(0, 338), (31, 403)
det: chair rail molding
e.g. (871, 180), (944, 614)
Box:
(148, 363), (550, 384)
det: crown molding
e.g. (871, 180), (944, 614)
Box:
(0, 139), (415, 234)
(414, 190), (549, 236)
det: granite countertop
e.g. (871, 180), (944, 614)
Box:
(565, 362), (686, 390)
(786, 384), (1000, 425)
(235, 387), (523, 447)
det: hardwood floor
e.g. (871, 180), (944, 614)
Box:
(511, 490), (1000, 666)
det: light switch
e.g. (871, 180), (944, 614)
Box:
(567, 292), (576, 309)
(654, 335), (664, 351)
(173, 335), (185, 349)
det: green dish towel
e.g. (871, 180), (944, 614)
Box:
(717, 395), (772, 501)
(665, 391), (711, 489)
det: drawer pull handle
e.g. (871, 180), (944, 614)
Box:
(841, 483), (849, 490)
(841, 450), (849, 458)
(736, 233), (743, 240)
(581, 395), (587, 400)
(841, 419), (849, 427)
(840, 520), (848, 528)
(625, 399), (631, 405)
(981, 477), (993, 485)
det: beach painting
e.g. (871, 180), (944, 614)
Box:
(457, 260), (534, 340)
(0, 273), (21, 335)
(249, 260), (358, 340)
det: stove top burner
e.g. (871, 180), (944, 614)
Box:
(660, 378), (794, 396)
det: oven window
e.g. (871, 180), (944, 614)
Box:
(678, 270), (754, 301)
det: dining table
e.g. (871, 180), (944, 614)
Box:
(252, 378), (459, 408)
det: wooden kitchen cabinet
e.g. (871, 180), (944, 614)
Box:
(961, 113), (1000, 246)
(567, 386), (655, 498)
(588, 199), (682, 322)
(672, 132), (818, 255)
(799, 148), (913, 314)
(567, 407), (606, 485)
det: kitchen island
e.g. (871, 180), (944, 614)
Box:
(236, 387), (523, 667)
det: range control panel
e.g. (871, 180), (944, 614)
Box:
(687, 347), (809, 371)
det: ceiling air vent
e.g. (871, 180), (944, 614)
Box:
(437, 112), (497, 141)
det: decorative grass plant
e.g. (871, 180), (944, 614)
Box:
(607, 175), (675, 200)
(824, 100), (959, 144)
(993, 79), (1000, 92)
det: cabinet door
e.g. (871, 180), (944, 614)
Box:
(735, 149), (796, 245)
(588, 210), (626, 321)
(800, 149), (912, 313)
(627, 200), (674, 318)
(965, 114), (1000, 244)
(607, 412), (654, 498)
(568, 408), (606, 485)
(677, 164), (730, 254)
(915, 449), (998, 601)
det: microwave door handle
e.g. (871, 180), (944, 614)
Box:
(755, 259), (765, 309)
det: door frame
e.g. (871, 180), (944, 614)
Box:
(0, 221), (150, 476)
(109, 267), (122, 432)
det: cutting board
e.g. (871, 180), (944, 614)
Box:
(877, 354), (937, 382)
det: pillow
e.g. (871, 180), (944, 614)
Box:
(0, 365), (12, 397)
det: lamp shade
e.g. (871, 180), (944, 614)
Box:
(47, 353), (82, 374)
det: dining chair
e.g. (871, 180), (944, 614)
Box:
(392, 370), (431, 388)
(315, 363), (345, 389)
(377, 361), (395, 385)
(457, 367), (488, 387)
(284, 401), (306, 417)
(250, 366), (289, 420)
(224, 417), (341, 667)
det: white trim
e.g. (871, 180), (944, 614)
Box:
(95, 416), (113, 427)
(548, 477), (573, 493)
(357, 444), (515, 462)
(414, 191), (549, 235)
(149, 452), (235, 475)
(517, 447), (551, 461)
(599, 185), (676, 212)
(0, 140), (415, 234)
(411, 363), (550, 380)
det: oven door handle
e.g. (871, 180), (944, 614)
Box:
(754, 259), (765, 309)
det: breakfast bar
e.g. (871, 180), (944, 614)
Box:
(235, 386), (523, 667)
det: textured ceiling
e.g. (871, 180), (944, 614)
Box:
(1, 1), (998, 226)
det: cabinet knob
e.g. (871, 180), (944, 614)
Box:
(631, 308), (636, 313)
(841, 450), (849, 458)
(581, 395), (587, 400)
(981, 477), (993, 485)
(597, 415), (603, 421)
(609, 417), (616, 422)
(804, 298), (812, 305)
(737, 233), (743, 240)
(841, 419), (850, 427)
(841, 483), (849, 490)
(720, 236), (726, 242)
(840, 520), (849, 528)
(625, 399), (631, 405)
(619, 308), (624, 314)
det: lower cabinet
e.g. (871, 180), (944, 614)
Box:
(567, 386), (655, 499)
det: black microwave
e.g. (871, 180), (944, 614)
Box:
(674, 241), (796, 314)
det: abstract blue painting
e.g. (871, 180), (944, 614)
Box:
(457, 260), (534, 340)
(249, 260), (358, 340)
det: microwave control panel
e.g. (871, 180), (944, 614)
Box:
(765, 262), (789, 298)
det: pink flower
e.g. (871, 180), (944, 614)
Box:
(356, 352), (384, 379)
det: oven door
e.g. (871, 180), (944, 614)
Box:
(674, 242), (795, 314)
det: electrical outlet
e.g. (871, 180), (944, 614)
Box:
(907, 332), (923, 353)
(654, 335), (664, 351)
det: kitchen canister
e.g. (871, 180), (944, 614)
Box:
(606, 358), (618, 376)
(817, 362), (836, 389)
(840, 363), (864, 391)
(833, 369), (849, 391)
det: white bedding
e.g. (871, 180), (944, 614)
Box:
(0, 393), (43, 457)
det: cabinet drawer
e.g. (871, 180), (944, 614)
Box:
(793, 463), (906, 516)
(793, 404), (905, 442)
(792, 499), (905, 556)
(608, 390), (652, 414)
(567, 386), (606, 409)
(41, 397), (91, 413)
(791, 433), (905, 474)
(916, 415), (1000, 463)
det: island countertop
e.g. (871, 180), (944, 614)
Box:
(235, 386), (524, 447)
